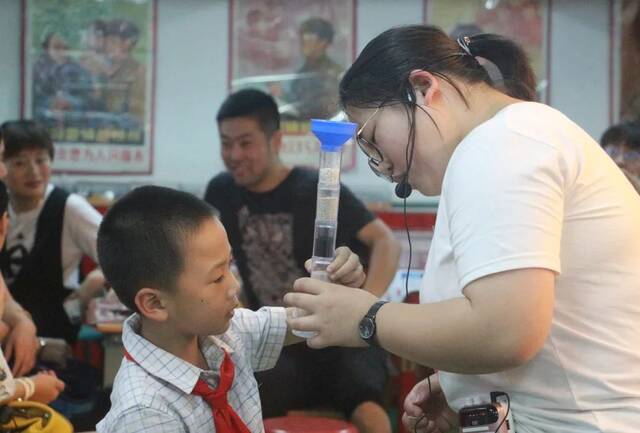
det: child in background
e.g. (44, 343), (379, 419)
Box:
(96, 186), (368, 433)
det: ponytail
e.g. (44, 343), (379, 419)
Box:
(467, 34), (537, 101)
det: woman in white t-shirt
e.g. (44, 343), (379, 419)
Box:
(284, 25), (640, 433)
(0, 120), (106, 344)
(0, 174), (65, 406)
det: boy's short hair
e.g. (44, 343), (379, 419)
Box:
(216, 89), (280, 137)
(600, 121), (640, 151)
(0, 181), (8, 216)
(299, 17), (334, 44)
(0, 120), (55, 160)
(97, 186), (218, 313)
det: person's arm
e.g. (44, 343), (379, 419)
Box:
(66, 268), (107, 308)
(375, 267), (554, 373)
(0, 371), (65, 405)
(1, 279), (39, 376)
(285, 266), (555, 374)
(63, 195), (106, 305)
(356, 219), (401, 297)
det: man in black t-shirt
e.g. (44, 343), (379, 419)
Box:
(205, 89), (399, 433)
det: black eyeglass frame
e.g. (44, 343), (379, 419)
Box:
(355, 106), (394, 181)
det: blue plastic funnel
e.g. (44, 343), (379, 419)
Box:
(311, 119), (358, 152)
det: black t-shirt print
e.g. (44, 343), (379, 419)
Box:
(205, 167), (375, 310)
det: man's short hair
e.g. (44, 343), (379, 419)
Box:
(0, 120), (55, 160)
(601, 121), (640, 151)
(299, 17), (334, 44)
(97, 186), (218, 313)
(216, 89), (280, 137)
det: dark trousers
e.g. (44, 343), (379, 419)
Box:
(256, 342), (388, 418)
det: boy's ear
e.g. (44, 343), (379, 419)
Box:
(134, 288), (170, 322)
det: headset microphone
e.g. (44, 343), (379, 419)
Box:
(395, 177), (413, 199)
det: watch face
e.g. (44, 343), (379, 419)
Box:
(359, 317), (375, 340)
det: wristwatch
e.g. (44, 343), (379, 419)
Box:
(358, 300), (388, 347)
(37, 337), (47, 355)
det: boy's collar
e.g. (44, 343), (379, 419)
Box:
(122, 314), (235, 394)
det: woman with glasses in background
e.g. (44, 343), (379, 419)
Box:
(285, 25), (640, 433)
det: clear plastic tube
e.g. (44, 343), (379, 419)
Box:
(292, 119), (356, 339)
(292, 145), (343, 338)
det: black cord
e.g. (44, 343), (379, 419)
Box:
(412, 374), (433, 433)
(403, 90), (417, 299)
(403, 192), (412, 298)
(493, 393), (511, 433)
(413, 413), (426, 433)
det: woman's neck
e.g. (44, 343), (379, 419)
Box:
(454, 84), (522, 143)
(10, 195), (44, 213)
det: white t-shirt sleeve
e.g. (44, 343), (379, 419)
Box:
(62, 194), (103, 263)
(445, 129), (566, 289)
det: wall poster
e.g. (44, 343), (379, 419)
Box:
(22, 0), (156, 174)
(424, 0), (550, 102)
(229, 0), (357, 170)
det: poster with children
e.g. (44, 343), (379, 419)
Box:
(230, 0), (357, 171)
(424, 0), (549, 102)
(22, 0), (156, 174)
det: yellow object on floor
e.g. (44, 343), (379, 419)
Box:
(0, 400), (73, 433)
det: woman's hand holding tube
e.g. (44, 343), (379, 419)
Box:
(284, 277), (377, 348)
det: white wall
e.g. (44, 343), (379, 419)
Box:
(0, 0), (614, 201)
(549, 0), (611, 139)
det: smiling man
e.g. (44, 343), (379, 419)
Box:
(204, 89), (399, 433)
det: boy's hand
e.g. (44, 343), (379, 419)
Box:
(29, 371), (65, 404)
(305, 246), (366, 288)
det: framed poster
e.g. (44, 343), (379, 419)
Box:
(229, 0), (357, 170)
(21, 0), (156, 175)
(424, 0), (550, 102)
(616, 0), (640, 122)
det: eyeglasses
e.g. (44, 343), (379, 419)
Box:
(604, 145), (640, 163)
(355, 107), (393, 182)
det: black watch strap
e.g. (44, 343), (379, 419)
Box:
(359, 300), (388, 347)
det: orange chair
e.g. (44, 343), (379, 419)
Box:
(264, 416), (357, 433)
